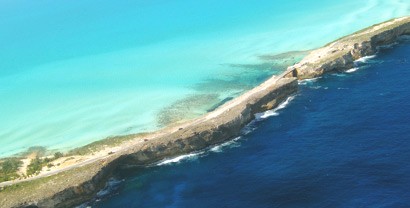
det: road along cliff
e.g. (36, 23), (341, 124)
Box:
(1, 16), (409, 208)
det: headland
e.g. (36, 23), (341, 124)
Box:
(1, 16), (409, 208)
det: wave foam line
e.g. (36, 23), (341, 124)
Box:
(354, 55), (376, 63)
(298, 77), (321, 85)
(255, 95), (295, 121)
(156, 95), (297, 166)
(345, 67), (359, 73)
(156, 152), (203, 166)
(210, 137), (241, 153)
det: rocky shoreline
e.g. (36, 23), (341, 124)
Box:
(1, 16), (409, 208)
(287, 17), (410, 79)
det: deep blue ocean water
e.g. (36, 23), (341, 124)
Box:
(90, 40), (410, 207)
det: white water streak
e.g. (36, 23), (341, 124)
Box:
(346, 67), (359, 73)
(156, 152), (202, 166)
(354, 55), (377, 64)
(255, 96), (295, 121)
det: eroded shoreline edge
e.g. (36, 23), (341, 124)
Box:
(1, 16), (410, 208)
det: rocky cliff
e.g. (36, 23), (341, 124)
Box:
(2, 16), (410, 208)
(121, 78), (298, 166)
(289, 17), (410, 79)
(3, 74), (297, 208)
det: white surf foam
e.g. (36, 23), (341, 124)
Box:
(255, 111), (275, 121)
(354, 55), (376, 63)
(345, 67), (359, 73)
(156, 152), (202, 166)
(210, 137), (241, 153)
(255, 96), (295, 121)
(156, 137), (243, 166)
(278, 96), (295, 109)
(298, 77), (320, 85)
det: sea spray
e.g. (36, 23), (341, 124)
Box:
(345, 67), (360, 73)
(209, 137), (242, 153)
(154, 137), (244, 167)
(298, 77), (321, 85)
(154, 95), (297, 166)
(255, 96), (296, 121)
(156, 152), (204, 166)
(354, 55), (377, 64)
(97, 41), (410, 207)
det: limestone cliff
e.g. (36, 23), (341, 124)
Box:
(3, 76), (298, 208)
(290, 17), (410, 79)
(121, 78), (297, 166)
(2, 16), (410, 208)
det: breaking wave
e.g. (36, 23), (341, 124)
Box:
(154, 92), (297, 167)
(156, 152), (203, 166)
(155, 95), (297, 166)
(210, 137), (242, 153)
(255, 96), (295, 121)
(346, 67), (359, 73)
(354, 55), (376, 63)
(298, 77), (320, 85)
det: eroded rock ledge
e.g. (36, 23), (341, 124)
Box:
(1, 16), (410, 208)
(286, 16), (410, 79)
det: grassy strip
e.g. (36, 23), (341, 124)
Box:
(0, 158), (23, 183)
(67, 133), (147, 156)
(0, 131), (142, 183)
(26, 152), (65, 176)
(0, 161), (104, 208)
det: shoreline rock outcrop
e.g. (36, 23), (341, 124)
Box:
(122, 78), (298, 166)
(287, 17), (410, 79)
(1, 16), (410, 208)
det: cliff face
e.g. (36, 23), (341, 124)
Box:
(4, 16), (410, 208)
(122, 78), (298, 166)
(291, 17), (410, 79)
(34, 162), (115, 208)
(15, 78), (297, 208)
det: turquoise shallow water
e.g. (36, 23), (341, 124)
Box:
(0, 0), (409, 157)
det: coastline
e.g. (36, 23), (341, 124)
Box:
(1, 16), (410, 208)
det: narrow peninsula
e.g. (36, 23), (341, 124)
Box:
(1, 16), (410, 208)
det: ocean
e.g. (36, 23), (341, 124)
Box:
(0, 1), (409, 157)
(89, 37), (410, 207)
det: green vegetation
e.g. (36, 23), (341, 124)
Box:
(0, 158), (22, 182)
(26, 152), (66, 176)
(67, 133), (144, 156)
(0, 161), (103, 208)
(54, 151), (64, 159)
(26, 157), (44, 176)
